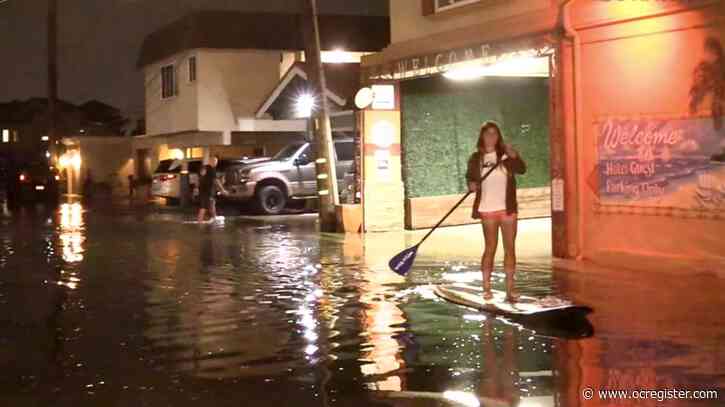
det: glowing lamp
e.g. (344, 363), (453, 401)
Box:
(372, 121), (394, 148)
(295, 93), (316, 118)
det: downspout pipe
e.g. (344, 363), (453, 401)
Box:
(562, 0), (585, 260)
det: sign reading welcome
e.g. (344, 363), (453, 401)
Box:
(597, 116), (725, 212)
(363, 38), (551, 82)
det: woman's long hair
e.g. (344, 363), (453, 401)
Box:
(477, 121), (505, 166)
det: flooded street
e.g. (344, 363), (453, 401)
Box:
(0, 201), (723, 406)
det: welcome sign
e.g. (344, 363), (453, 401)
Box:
(597, 116), (725, 212)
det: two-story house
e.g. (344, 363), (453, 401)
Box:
(133, 10), (389, 181)
(360, 0), (724, 266)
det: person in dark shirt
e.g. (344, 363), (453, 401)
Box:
(197, 156), (228, 223)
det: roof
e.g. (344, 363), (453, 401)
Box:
(138, 11), (390, 68)
(0, 98), (78, 123)
(256, 62), (361, 119)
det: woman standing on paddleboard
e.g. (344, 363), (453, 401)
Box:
(466, 121), (526, 303)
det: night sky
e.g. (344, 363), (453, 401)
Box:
(0, 0), (388, 121)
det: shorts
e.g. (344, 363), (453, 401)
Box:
(200, 194), (215, 210)
(479, 210), (517, 223)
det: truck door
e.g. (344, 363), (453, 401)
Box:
(295, 144), (317, 197)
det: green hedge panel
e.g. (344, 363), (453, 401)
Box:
(401, 76), (550, 198)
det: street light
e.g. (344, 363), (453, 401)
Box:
(295, 93), (316, 118)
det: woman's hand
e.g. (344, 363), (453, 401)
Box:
(504, 144), (519, 159)
(468, 182), (479, 193)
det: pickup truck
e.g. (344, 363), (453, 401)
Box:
(222, 139), (354, 214)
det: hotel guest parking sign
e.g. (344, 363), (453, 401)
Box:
(596, 115), (725, 213)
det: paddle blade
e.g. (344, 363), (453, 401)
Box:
(389, 245), (419, 276)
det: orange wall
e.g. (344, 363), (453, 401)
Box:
(570, 2), (725, 261)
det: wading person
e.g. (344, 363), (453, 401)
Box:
(197, 156), (228, 223)
(466, 121), (526, 303)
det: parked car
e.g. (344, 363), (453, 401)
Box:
(222, 139), (354, 214)
(10, 163), (62, 204)
(151, 158), (249, 204)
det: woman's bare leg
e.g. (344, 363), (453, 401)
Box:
(500, 215), (518, 302)
(481, 218), (500, 299)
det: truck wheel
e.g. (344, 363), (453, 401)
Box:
(256, 185), (287, 215)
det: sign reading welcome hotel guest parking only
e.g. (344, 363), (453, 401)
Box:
(596, 116), (725, 212)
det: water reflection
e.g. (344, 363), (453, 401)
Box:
(59, 203), (85, 262)
(0, 208), (723, 406)
(358, 264), (407, 392)
(57, 202), (85, 289)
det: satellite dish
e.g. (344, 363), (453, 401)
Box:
(354, 87), (374, 110)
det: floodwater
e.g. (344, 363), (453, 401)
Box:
(0, 200), (723, 406)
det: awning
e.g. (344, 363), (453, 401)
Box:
(361, 8), (559, 82)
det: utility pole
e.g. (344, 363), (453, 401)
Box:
(301, 0), (339, 232)
(47, 0), (58, 160)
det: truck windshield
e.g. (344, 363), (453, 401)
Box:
(272, 143), (305, 161)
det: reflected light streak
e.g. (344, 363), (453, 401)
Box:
(59, 203), (85, 264)
(359, 268), (407, 391)
(443, 391), (481, 407)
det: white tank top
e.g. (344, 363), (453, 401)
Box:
(478, 152), (508, 213)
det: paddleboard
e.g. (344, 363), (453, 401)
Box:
(434, 284), (594, 339)
(434, 284), (591, 318)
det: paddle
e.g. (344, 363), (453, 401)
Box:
(389, 162), (500, 276)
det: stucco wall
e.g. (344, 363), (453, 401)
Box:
(72, 137), (134, 196)
(570, 2), (725, 261)
(389, 0), (551, 44)
(144, 52), (199, 136)
(196, 49), (281, 132)
(144, 49), (281, 137)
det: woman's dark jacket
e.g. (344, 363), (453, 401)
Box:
(465, 151), (527, 219)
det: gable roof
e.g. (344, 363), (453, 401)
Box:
(138, 11), (390, 68)
(256, 62), (361, 119)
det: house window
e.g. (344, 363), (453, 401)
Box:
(1, 129), (9, 143)
(188, 56), (197, 82)
(161, 65), (176, 99)
(423, 0), (481, 14)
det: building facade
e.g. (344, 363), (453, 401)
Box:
(134, 11), (390, 180)
(360, 0), (725, 264)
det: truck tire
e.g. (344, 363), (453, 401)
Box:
(256, 185), (287, 215)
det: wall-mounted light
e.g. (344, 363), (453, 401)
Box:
(169, 148), (184, 160)
(320, 49), (368, 64)
(372, 121), (394, 148)
(443, 54), (549, 81)
(59, 151), (82, 170)
(71, 153), (82, 170)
